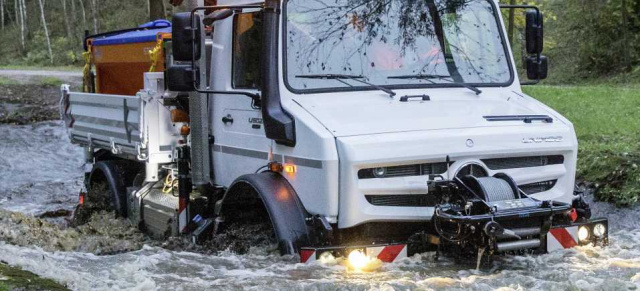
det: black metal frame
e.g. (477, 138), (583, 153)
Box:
(188, 5), (265, 103)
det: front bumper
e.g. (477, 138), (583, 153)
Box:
(300, 217), (609, 264)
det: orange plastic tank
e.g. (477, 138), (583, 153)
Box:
(89, 20), (172, 96)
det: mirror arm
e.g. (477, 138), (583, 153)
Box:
(194, 88), (261, 105)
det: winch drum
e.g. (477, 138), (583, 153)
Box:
(463, 175), (519, 202)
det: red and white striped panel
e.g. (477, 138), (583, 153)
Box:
(300, 249), (317, 263)
(547, 226), (578, 252)
(178, 197), (189, 234)
(300, 244), (407, 264)
(366, 245), (407, 263)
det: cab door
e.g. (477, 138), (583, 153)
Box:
(210, 11), (271, 187)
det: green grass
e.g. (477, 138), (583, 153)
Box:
(0, 263), (69, 291)
(0, 77), (18, 86)
(525, 85), (640, 206)
(37, 76), (66, 87)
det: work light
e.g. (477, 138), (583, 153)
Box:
(593, 223), (606, 238)
(578, 226), (590, 242)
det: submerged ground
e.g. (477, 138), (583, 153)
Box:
(0, 73), (639, 290)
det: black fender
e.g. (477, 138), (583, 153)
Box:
(88, 160), (141, 217)
(218, 172), (310, 255)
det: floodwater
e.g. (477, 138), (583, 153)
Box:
(1, 122), (640, 291)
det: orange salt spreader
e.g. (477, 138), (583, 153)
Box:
(84, 20), (172, 96)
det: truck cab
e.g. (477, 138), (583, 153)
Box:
(62, 0), (608, 264)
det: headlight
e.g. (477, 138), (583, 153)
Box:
(373, 167), (387, 178)
(578, 226), (590, 242)
(593, 223), (606, 238)
(348, 250), (370, 270)
(347, 250), (382, 272)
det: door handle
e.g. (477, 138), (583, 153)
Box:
(222, 115), (234, 124)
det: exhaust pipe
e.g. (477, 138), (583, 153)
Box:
(496, 239), (541, 252)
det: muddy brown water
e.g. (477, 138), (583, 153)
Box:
(1, 122), (640, 290)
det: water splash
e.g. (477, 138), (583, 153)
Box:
(1, 122), (640, 291)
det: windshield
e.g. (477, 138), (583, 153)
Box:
(284, 0), (513, 93)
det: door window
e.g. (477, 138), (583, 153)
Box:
(232, 12), (262, 89)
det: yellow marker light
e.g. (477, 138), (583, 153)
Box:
(284, 164), (297, 174)
(593, 224), (606, 238)
(578, 226), (590, 242)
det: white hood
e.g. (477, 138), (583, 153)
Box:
(292, 88), (559, 137)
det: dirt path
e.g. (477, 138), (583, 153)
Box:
(0, 69), (82, 85)
(0, 70), (83, 125)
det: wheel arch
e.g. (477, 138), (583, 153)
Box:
(217, 172), (311, 255)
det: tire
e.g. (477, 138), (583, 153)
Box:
(87, 160), (142, 217)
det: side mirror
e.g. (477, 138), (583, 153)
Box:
(166, 64), (199, 91)
(172, 12), (202, 62)
(526, 55), (548, 80)
(525, 10), (544, 54)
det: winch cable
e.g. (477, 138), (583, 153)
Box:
(474, 177), (517, 202)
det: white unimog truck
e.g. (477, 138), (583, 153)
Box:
(61, 0), (608, 264)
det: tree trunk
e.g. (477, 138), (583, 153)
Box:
(17, 0), (25, 50)
(20, 0), (26, 35)
(508, 0), (516, 46)
(61, 0), (73, 40)
(90, 0), (97, 34)
(621, 0), (631, 72)
(37, 0), (53, 63)
(78, 0), (87, 32)
(148, 0), (165, 21)
(1, 0), (5, 31)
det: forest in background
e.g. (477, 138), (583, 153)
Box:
(0, 0), (639, 84)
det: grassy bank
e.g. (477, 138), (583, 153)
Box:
(0, 263), (69, 291)
(525, 86), (640, 206)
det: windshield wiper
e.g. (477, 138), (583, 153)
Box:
(296, 74), (396, 98)
(388, 74), (482, 95)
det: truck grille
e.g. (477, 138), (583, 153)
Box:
(365, 195), (437, 207)
(519, 180), (558, 195)
(358, 162), (449, 179)
(482, 155), (564, 170)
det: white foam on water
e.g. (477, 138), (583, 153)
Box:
(2, 223), (640, 291)
(2, 122), (640, 290)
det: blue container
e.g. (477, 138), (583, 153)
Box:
(92, 20), (172, 47)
